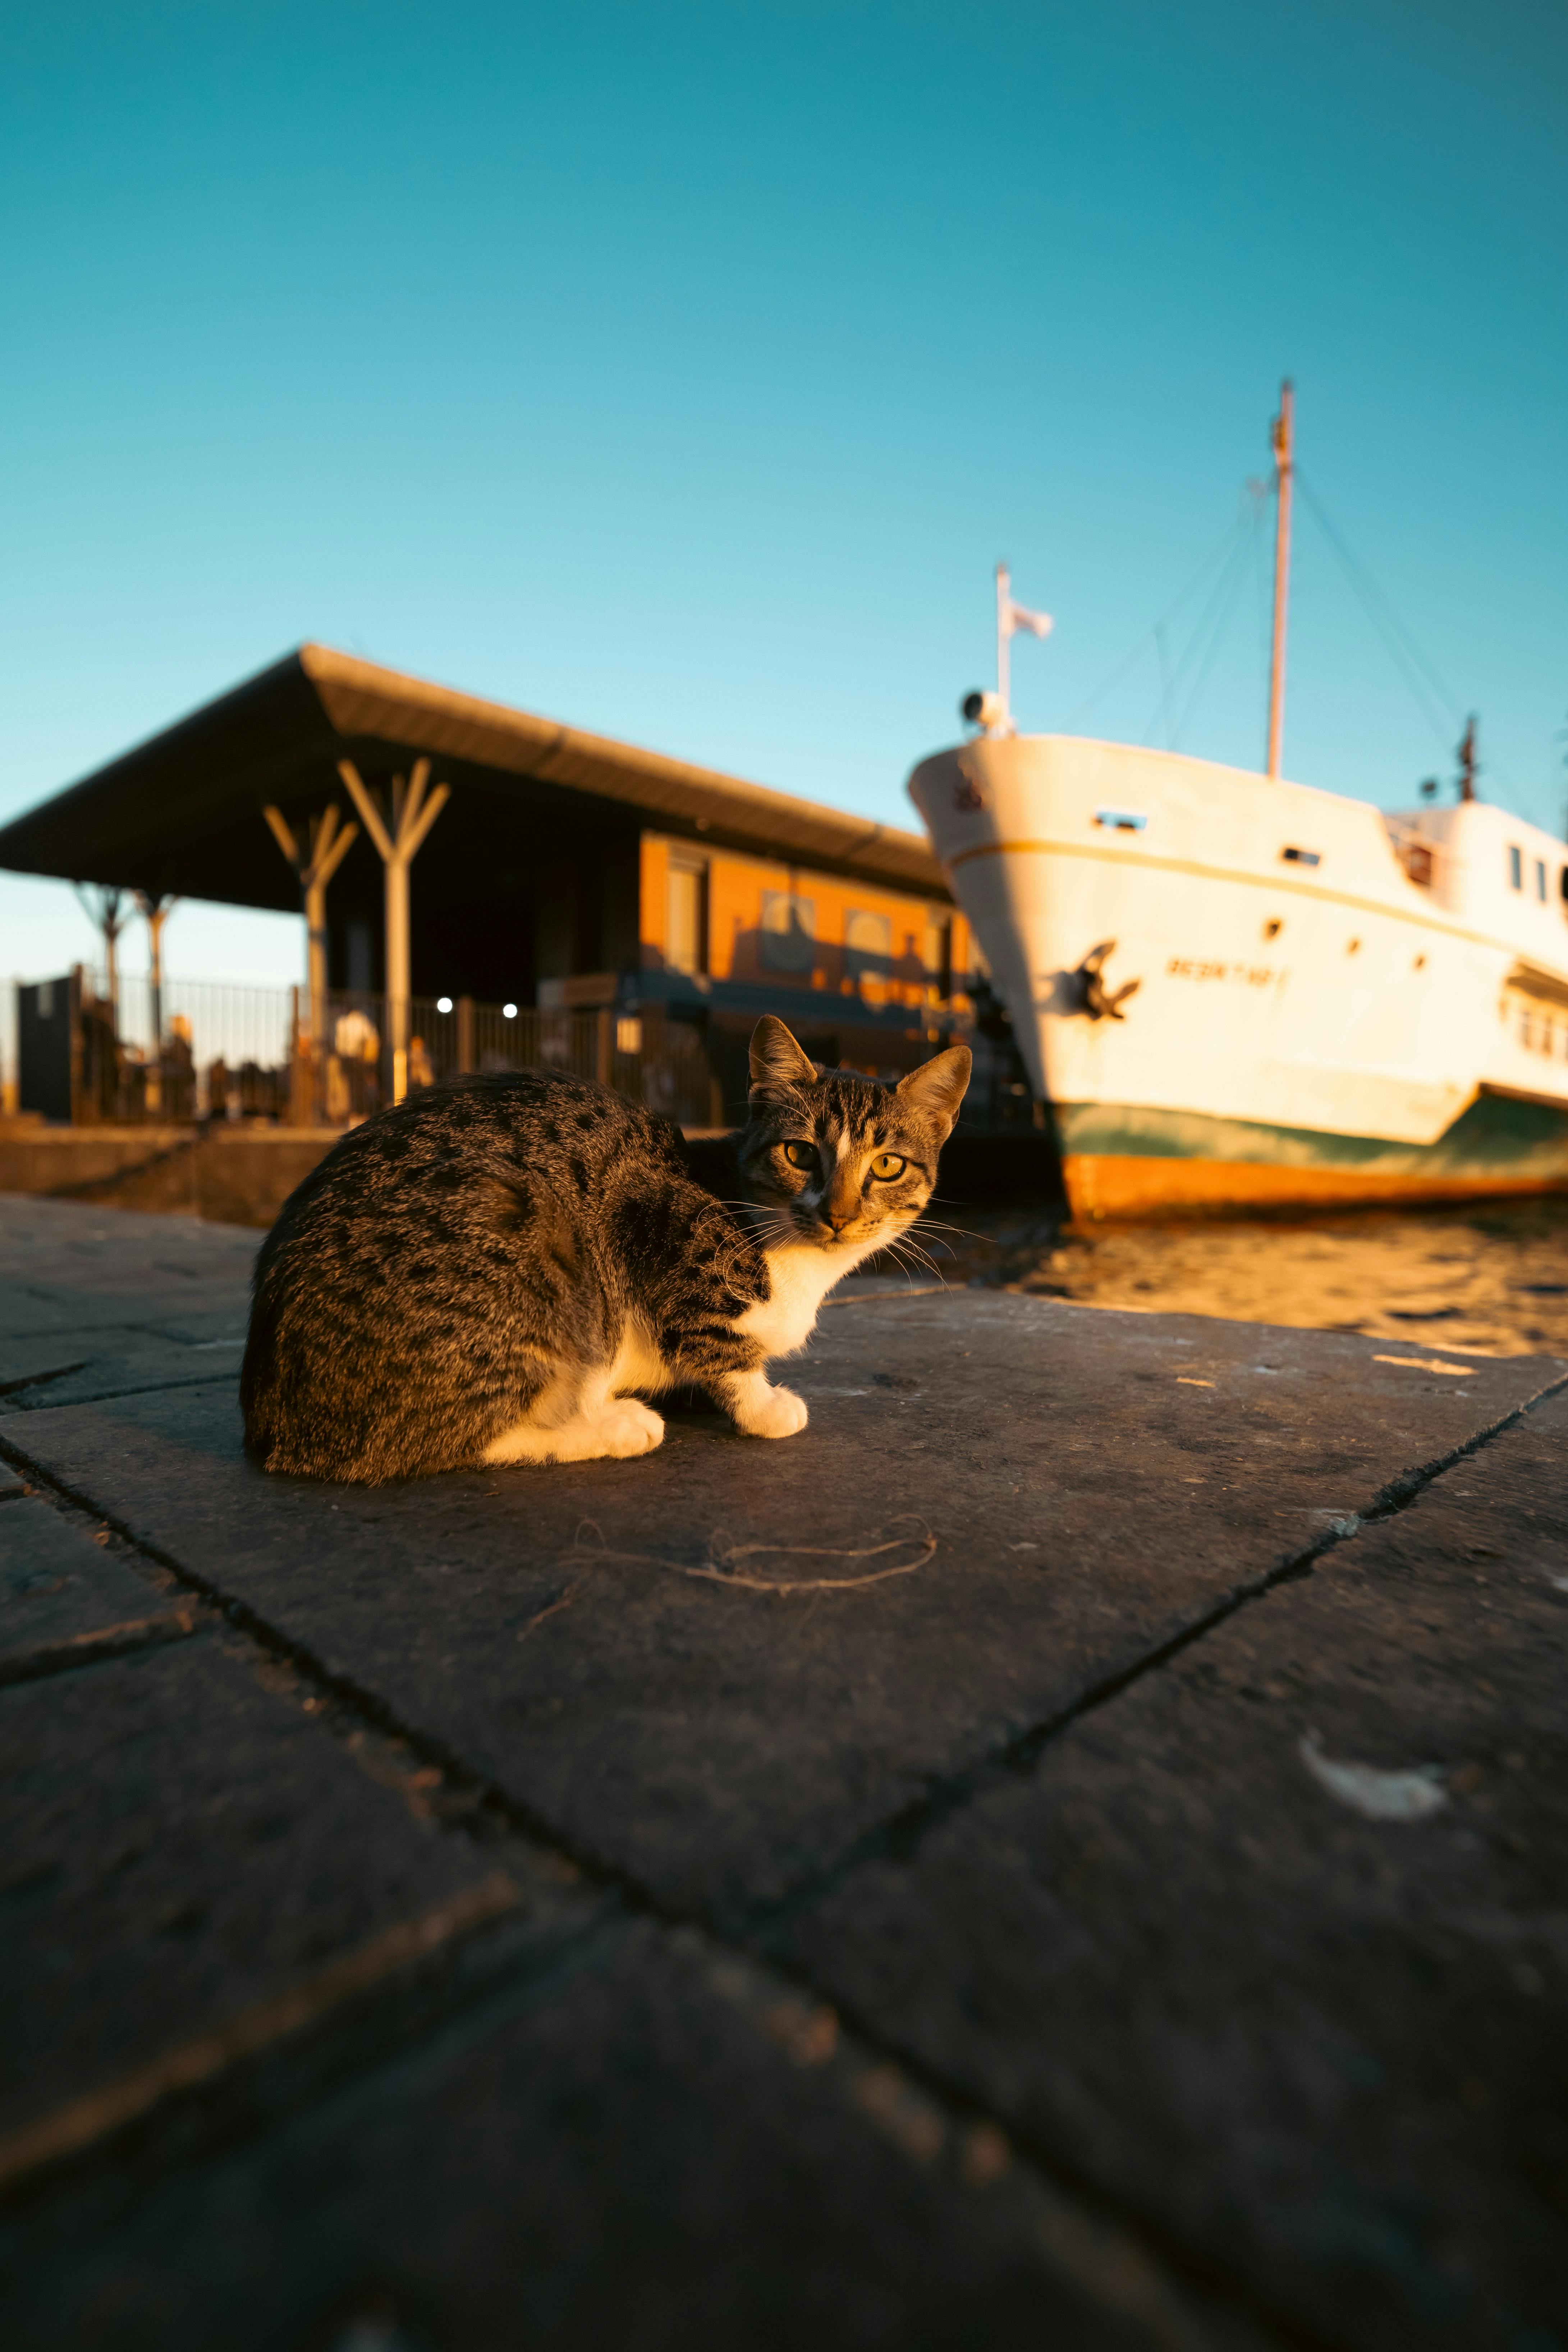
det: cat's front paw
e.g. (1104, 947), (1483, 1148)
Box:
(598, 1399), (666, 1457)
(734, 1383), (809, 1440)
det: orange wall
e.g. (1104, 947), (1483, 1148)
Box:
(639, 834), (971, 1015)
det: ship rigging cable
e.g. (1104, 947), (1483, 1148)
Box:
(1149, 508), (1258, 751)
(1293, 469), (1464, 755)
(1068, 467), (1498, 795)
(1063, 510), (1248, 734)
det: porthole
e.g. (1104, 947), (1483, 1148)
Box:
(1346, 938), (1361, 956)
(1413, 954), (1426, 971)
(1263, 917), (1282, 941)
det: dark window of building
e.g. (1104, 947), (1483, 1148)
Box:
(666, 858), (708, 975)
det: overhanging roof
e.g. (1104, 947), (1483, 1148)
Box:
(0, 643), (948, 908)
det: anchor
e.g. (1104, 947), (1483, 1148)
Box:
(1077, 940), (1140, 1022)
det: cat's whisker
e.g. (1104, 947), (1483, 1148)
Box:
(885, 1225), (940, 1262)
(901, 1248), (948, 1282)
(880, 1235), (944, 1282)
(871, 1242), (925, 1289)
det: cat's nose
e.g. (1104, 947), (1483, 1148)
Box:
(825, 1212), (854, 1233)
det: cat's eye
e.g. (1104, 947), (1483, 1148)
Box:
(868, 1152), (907, 1181)
(782, 1141), (817, 1172)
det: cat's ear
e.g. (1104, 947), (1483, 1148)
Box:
(749, 1016), (817, 1099)
(895, 1044), (972, 1136)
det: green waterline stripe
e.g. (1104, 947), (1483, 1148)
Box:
(1053, 1091), (1568, 1174)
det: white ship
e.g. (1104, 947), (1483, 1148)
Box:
(909, 388), (1568, 1219)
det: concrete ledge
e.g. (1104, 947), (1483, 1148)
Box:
(0, 1126), (336, 1226)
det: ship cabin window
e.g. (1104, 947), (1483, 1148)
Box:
(1519, 1009), (1532, 1049)
(1536, 858), (1548, 902)
(1281, 846), (1321, 867)
(666, 857), (709, 976)
(1509, 845), (1523, 891)
(1094, 808), (1147, 831)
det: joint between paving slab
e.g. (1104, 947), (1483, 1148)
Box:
(747, 1362), (1568, 1916)
(0, 1607), (202, 1689)
(10, 1372), (1560, 2349)
(735, 1962), (1339, 2352)
(1, 1371), (244, 1413)
(0, 1429), (1306, 2344)
(0, 1362), (87, 1400)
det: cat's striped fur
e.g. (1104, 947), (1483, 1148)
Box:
(240, 1015), (969, 1482)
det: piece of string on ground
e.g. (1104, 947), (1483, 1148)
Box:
(564, 1514), (936, 1594)
(515, 1585), (576, 1643)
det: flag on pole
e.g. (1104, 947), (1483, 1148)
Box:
(1003, 596), (1053, 641)
(992, 562), (1051, 734)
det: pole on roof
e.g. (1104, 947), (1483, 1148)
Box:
(262, 802), (360, 1089)
(335, 758), (450, 1105)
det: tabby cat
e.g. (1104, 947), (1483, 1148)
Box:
(241, 1014), (970, 1483)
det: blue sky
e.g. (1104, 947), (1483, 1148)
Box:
(3, 0), (1565, 986)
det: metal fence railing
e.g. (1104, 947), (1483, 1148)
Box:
(302, 995), (722, 1131)
(9, 971), (725, 1133)
(4, 967), (1024, 1139)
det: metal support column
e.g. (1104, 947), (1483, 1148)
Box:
(263, 801), (359, 1124)
(336, 759), (450, 1105)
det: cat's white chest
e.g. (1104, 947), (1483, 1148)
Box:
(737, 1243), (863, 1360)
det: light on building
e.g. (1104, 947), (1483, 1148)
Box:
(436, 996), (453, 1014)
(503, 1002), (518, 1019)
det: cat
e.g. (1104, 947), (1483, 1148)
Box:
(240, 1013), (970, 1484)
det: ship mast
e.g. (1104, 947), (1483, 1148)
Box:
(1266, 379), (1294, 779)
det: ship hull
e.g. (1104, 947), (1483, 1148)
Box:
(1058, 1090), (1568, 1219)
(909, 734), (1568, 1220)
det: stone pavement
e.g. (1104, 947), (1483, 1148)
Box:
(0, 1195), (1564, 2352)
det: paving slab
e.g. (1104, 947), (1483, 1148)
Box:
(3, 1295), (1557, 1933)
(116, 1305), (252, 1347)
(4, 1198), (1563, 2347)
(0, 1634), (550, 2165)
(0, 1233), (252, 1272)
(0, 1288), (170, 1343)
(0, 1204), (257, 1340)
(0, 1195), (260, 1256)
(3, 1912), (1264, 2352)
(0, 1497), (190, 1677)
(773, 1387), (1568, 2352)
(0, 1326), (244, 1411)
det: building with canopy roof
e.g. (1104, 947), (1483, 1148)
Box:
(0, 645), (977, 1113)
